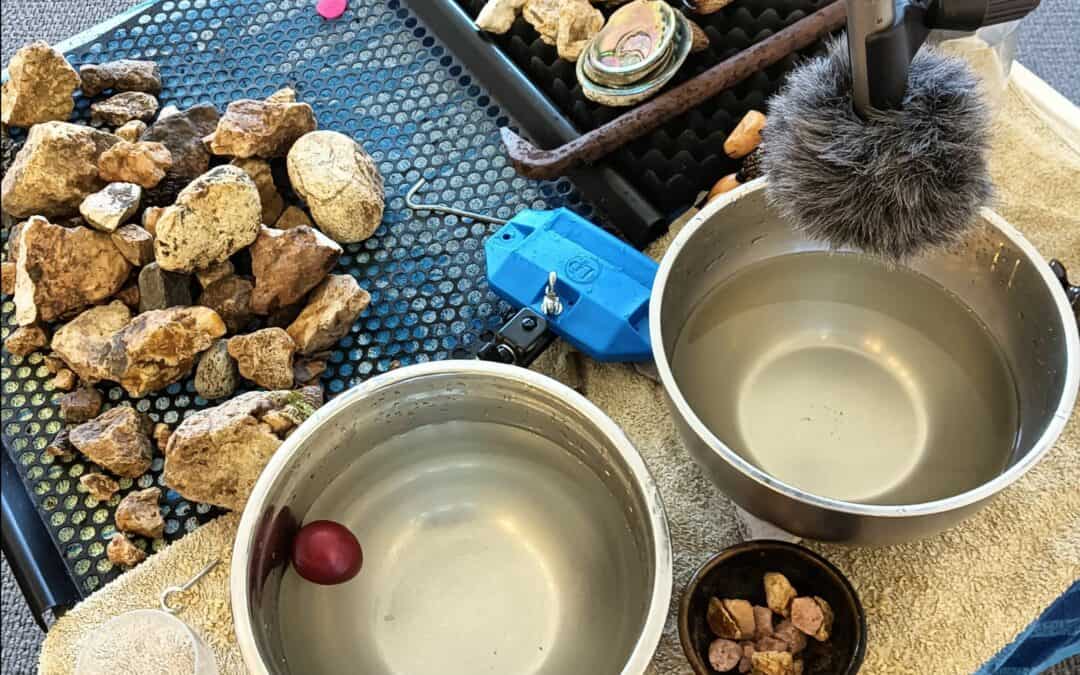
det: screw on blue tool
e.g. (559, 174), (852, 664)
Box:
(406, 179), (657, 362)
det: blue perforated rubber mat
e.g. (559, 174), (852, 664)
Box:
(0, 0), (596, 597)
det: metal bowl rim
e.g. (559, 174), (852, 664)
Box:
(231, 359), (673, 675)
(649, 177), (1080, 518)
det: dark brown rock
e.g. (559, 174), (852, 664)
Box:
(60, 386), (104, 423)
(98, 141), (172, 189)
(138, 262), (192, 312)
(3, 324), (49, 356)
(195, 260), (234, 289)
(250, 226), (341, 315)
(115, 283), (141, 309)
(70, 406), (153, 478)
(293, 357), (327, 385)
(79, 182), (141, 232)
(198, 275), (254, 334)
(110, 224), (155, 266)
(80, 473), (119, 501)
(194, 339), (239, 400)
(115, 487), (164, 539)
(207, 88), (316, 158)
(139, 104), (220, 207)
(1, 122), (120, 219)
(90, 91), (159, 126)
(286, 274), (370, 354)
(79, 59), (161, 97)
(228, 327), (295, 389)
(1, 42), (80, 127)
(13, 217), (132, 325)
(107, 533), (146, 566)
(163, 389), (322, 510)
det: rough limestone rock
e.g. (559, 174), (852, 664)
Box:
(79, 59), (161, 97)
(51, 368), (78, 391)
(90, 91), (159, 126)
(114, 120), (147, 142)
(1, 122), (120, 219)
(142, 206), (164, 236)
(153, 165), (261, 273)
(69, 406), (153, 478)
(153, 422), (172, 451)
(50, 301), (132, 383)
(287, 274), (371, 354)
(475, 0), (527, 34)
(207, 88), (316, 158)
(46, 428), (75, 459)
(138, 262), (192, 312)
(139, 104), (220, 207)
(287, 131), (384, 243)
(104, 306), (226, 397)
(13, 217), (132, 325)
(1, 42), (80, 127)
(98, 141), (173, 189)
(250, 226), (341, 315)
(163, 389), (322, 510)
(80, 473), (119, 502)
(293, 357), (327, 385)
(195, 260), (234, 289)
(523, 0), (560, 44)
(228, 327), (295, 389)
(197, 275), (254, 334)
(1, 262), (15, 296)
(556, 0), (604, 61)
(107, 534), (146, 566)
(79, 182), (141, 232)
(115, 487), (164, 539)
(232, 157), (284, 225)
(110, 224), (155, 266)
(3, 324), (49, 357)
(60, 385), (104, 423)
(194, 339), (239, 400)
(273, 205), (313, 230)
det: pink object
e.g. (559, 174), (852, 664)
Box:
(316, 0), (347, 20)
(291, 520), (363, 585)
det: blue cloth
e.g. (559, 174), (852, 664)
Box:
(978, 580), (1080, 674)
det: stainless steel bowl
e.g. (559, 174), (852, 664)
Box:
(651, 179), (1079, 544)
(232, 361), (672, 674)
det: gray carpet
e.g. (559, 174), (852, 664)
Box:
(1, 1), (1078, 674)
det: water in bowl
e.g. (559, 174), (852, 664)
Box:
(277, 420), (650, 675)
(671, 251), (1019, 505)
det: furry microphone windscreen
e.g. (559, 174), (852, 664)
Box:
(761, 36), (993, 259)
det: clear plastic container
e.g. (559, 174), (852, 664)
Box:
(929, 20), (1021, 110)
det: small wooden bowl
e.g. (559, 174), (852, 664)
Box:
(679, 540), (866, 675)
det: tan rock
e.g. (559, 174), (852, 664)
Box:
(273, 205), (314, 230)
(523, 0), (561, 44)
(3, 324), (48, 357)
(231, 157), (284, 225)
(115, 487), (164, 539)
(142, 206), (164, 236)
(198, 275), (254, 334)
(1, 262), (15, 296)
(475, 0), (527, 34)
(50, 301), (132, 382)
(207, 89), (317, 158)
(105, 306), (226, 397)
(114, 120), (147, 142)
(107, 533), (146, 566)
(764, 572), (797, 618)
(153, 423), (172, 451)
(163, 389), (323, 510)
(194, 338), (239, 400)
(98, 141), (173, 188)
(287, 130), (384, 243)
(79, 182), (141, 232)
(90, 91), (159, 126)
(195, 260), (234, 289)
(110, 224), (155, 266)
(79, 59), (161, 97)
(287, 274), (371, 354)
(59, 385), (104, 423)
(556, 0), (604, 62)
(46, 428), (75, 459)
(250, 226), (341, 314)
(43, 353), (65, 374)
(13, 217), (132, 325)
(51, 368), (78, 391)
(153, 165), (261, 273)
(1, 42), (80, 127)
(80, 473), (120, 502)
(228, 327), (295, 389)
(0, 122), (120, 219)
(70, 406), (153, 478)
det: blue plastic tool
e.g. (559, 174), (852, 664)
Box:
(407, 178), (658, 362)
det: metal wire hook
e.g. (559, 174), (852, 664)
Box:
(405, 178), (508, 225)
(160, 559), (220, 615)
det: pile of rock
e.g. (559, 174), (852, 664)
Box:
(1, 41), (381, 568)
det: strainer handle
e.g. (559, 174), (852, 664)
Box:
(1049, 260), (1079, 311)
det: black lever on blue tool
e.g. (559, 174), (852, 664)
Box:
(406, 179), (658, 363)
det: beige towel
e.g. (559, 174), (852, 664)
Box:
(39, 79), (1079, 675)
